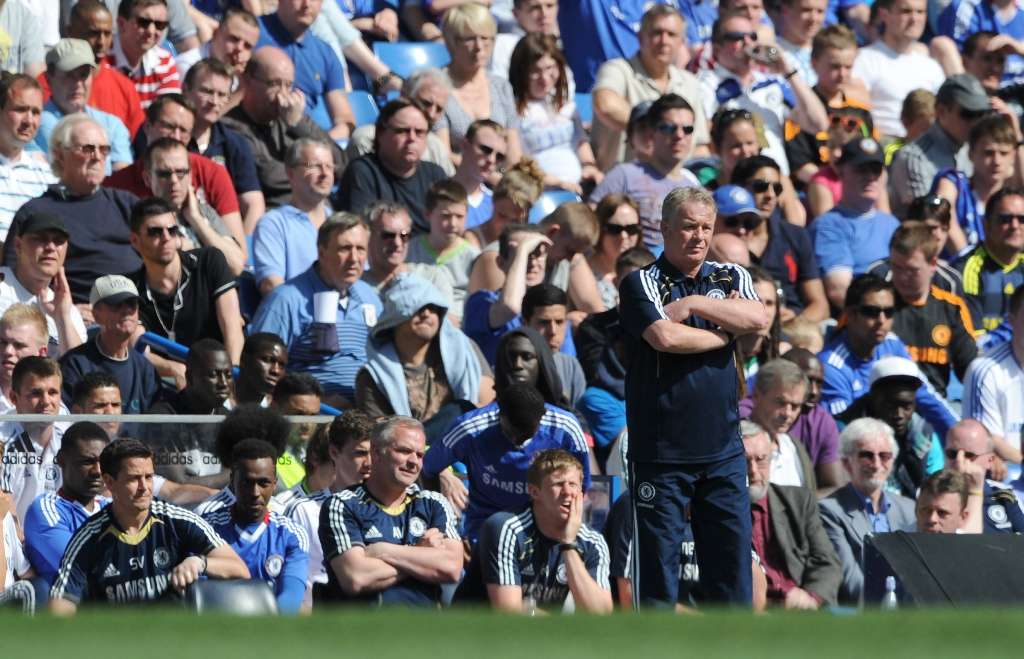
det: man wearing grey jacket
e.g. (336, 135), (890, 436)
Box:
(819, 417), (916, 604)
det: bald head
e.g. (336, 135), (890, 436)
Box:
(242, 47), (295, 121)
(945, 419), (994, 457)
(708, 233), (751, 266)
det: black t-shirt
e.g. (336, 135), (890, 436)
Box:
(333, 154), (447, 232)
(127, 248), (237, 348)
(4, 186), (142, 303)
(754, 214), (819, 314)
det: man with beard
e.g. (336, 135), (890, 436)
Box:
(744, 423), (840, 609)
(202, 439), (309, 615)
(836, 357), (945, 498)
(23, 422), (111, 588)
(233, 333), (288, 407)
(818, 418), (916, 604)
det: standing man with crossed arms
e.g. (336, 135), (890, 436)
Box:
(619, 186), (769, 608)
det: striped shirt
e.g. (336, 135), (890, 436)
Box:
(963, 340), (1024, 454)
(107, 40), (181, 109)
(0, 150), (56, 240)
(955, 245), (1024, 333)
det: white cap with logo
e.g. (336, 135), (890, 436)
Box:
(89, 275), (140, 307)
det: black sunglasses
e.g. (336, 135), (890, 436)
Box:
(603, 223), (642, 236)
(960, 107), (993, 121)
(944, 448), (988, 461)
(995, 213), (1024, 225)
(723, 215), (763, 231)
(748, 179), (783, 195)
(476, 142), (507, 163)
(721, 31), (757, 42)
(378, 230), (411, 242)
(146, 225), (182, 239)
(655, 122), (695, 136)
(134, 16), (169, 31)
(858, 304), (896, 319)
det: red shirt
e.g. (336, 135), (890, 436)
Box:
(38, 63), (146, 137)
(103, 151), (240, 217)
(750, 495), (801, 603)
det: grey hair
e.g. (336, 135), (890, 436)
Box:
(754, 359), (808, 395)
(739, 419), (768, 441)
(661, 186), (716, 225)
(370, 415), (425, 453)
(403, 67), (452, 97)
(49, 113), (103, 177)
(364, 201), (411, 229)
(284, 137), (332, 169)
(839, 417), (899, 460)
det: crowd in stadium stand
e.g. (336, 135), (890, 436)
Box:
(3, 0), (1024, 616)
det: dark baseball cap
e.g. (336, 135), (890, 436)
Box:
(837, 137), (885, 168)
(627, 100), (654, 136)
(18, 211), (69, 238)
(936, 74), (991, 113)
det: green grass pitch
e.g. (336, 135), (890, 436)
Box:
(4, 608), (1024, 658)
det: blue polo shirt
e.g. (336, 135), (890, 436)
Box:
(257, 13), (347, 114)
(817, 329), (959, 440)
(810, 206), (900, 278)
(33, 103), (131, 175)
(939, 0), (1024, 84)
(619, 256), (760, 464)
(558, 0), (660, 92)
(250, 265), (382, 399)
(462, 289), (577, 366)
(422, 402), (591, 541)
(252, 205), (320, 284)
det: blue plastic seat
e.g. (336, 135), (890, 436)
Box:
(348, 90), (380, 127)
(574, 92), (593, 125)
(373, 42), (451, 79)
(528, 190), (582, 223)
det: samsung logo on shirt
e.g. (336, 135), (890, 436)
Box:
(482, 471), (529, 494)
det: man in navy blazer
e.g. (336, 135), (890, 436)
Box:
(819, 417), (916, 604)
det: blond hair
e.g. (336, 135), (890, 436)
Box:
(527, 449), (583, 488)
(0, 303), (48, 346)
(442, 3), (496, 49)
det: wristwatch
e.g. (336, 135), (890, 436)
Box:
(559, 542), (583, 557)
(374, 71), (401, 94)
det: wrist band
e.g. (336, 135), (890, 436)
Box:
(784, 69), (798, 80)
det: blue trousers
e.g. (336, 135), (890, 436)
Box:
(630, 452), (752, 608)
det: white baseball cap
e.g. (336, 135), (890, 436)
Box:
(868, 356), (924, 389)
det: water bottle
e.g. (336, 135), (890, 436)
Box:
(523, 594), (537, 617)
(881, 576), (898, 610)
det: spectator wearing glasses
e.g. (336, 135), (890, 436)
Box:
(733, 153), (807, 227)
(125, 197), (243, 368)
(589, 94), (702, 253)
(255, 0), (355, 141)
(835, 357), (945, 498)
(452, 120), (506, 230)
(4, 115), (141, 310)
(889, 74), (994, 217)
(347, 69), (455, 176)
(955, 186), (1024, 332)
(137, 137), (246, 276)
(253, 138), (336, 297)
(510, 33), (603, 194)
(943, 419), (1024, 534)
(697, 11), (829, 176)
(361, 201), (455, 301)
(587, 195), (641, 310)
(335, 98), (448, 233)
(109, 0), (182, 109)
(933, 114), (1024, 254)
(221, 46), (345, 209)
(818, 417), (916, 605)
(819, 276), (959, 440)
(810, 137), (899, 310)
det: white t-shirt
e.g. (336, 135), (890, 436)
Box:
(284, 489), (331, 609)
(769, 433), (805, 488)
(0, 266), (88, 359)
(2, 511), (30, 589)
(852, 41), (945, 138)
(963, 341), (1024, 466)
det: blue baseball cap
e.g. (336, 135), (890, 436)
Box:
(713, 184), (762, 218)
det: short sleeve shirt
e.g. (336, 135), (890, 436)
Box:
(755, 215), (820, 314)
(619, 256), (760, 463)
(257, 13), (346, 113)
(810, 206), (900, 277)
